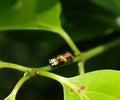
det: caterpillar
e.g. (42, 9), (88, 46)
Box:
(49, 52), (74, 67)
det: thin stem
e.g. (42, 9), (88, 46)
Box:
(39, 66), (52, 71)
(78, 61), (85, 75)
(4, 73), (30, 100)
(0, 38), (119, 73)
(57, 28), (81, 56)
(37, 38), (120, 72)
(0, 61), (31, 72)
(38, 70), (78, 88)
(82, 38), (120, 61)
(38, 70), (65, 84)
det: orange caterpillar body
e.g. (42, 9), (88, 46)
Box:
(49, 52), (74, 67)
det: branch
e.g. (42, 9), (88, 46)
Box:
(81, 38), (120, 61)
(0, 61), (32, 72)
(4, 73), (30, 100)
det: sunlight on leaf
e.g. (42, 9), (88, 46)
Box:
(63, 70), (120, 100)
(0, 0), (61, 31)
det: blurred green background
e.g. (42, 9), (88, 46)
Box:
(0, 0), (120, 100)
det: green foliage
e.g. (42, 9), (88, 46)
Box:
(0, 0), (120, 100)
(0, 0), (61, 31)
(63, 70), (120, 100)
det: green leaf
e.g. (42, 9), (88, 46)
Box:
(91, 0), (120, 15)
(0, 0), (61, 31)
(63, 70), (120, 100)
